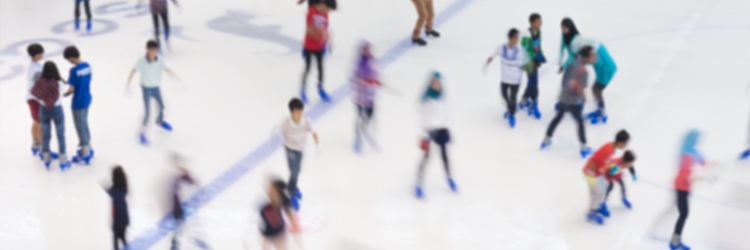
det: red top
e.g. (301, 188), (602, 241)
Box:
(674, 154), (704, 191)
(583, 142), (615, 177)
(604, 157), (624, 182)
(303, 6), (328, 51)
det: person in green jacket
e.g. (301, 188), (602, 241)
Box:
(519, 13), (546, 119)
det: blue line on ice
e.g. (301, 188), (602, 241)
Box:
(125, 0), (478, 249)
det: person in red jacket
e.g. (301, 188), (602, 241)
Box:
(670, 129), (706, 250)
(582, 130), (629, 224)
(300, 0), (336, 103)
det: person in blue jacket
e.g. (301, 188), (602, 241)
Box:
(559, 17), (617, 124)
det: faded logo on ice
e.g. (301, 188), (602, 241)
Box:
(206, 11), (301, 54)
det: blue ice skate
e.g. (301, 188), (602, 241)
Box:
(86, 20), (92, 32)
(294, 190), (303, 200)
(540, 140), (552, 150)
(586, 212), (604, 225)
(518, 100), (528, 110)
(587, 111), (608, 125)
(59, 155), (71, 171)
(670, 242), (690, 250)
(580, 147), (593, 159)
(354, 139), (362, 154)
(291, 196), (300, 211)
(508, 114), (516, 128)
(318, 84), (331, 102)
(31, 147), (39, 156)
(740, 149), (750, 160)
(503, 112), (509, 119)
(300, 89), (309, 103)
(529, 103), (541, 119)
(159, 121), (173, 131)
(75, 20), (80, 30)
(598, 203), (610, 217)
(415, 186), (424, 199)
(448, 178), (458, 192)
(139, 133), (149, 145)
(72, 149), (94, 165)
(622, 198), (632, 209)
(39, 152), (59, 161)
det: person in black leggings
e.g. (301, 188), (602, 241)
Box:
(74, 0), (92, 31)
(143, 0), (179, 42)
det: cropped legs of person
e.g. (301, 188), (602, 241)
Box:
(671, 190), (690, 246)
(545, 104), (586, 147)
(355, 105), (374, 144)
(152, 10), (170, 41)
(416, 129), (451, 186)
(74, 0), (92, 29)
(501, 83), (519, 115)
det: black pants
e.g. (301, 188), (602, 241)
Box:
(546, 103), (586, 144)
(673, 190), (690, 236)
(75, 1), (92, 21)
(604, 179), (625, 201)
(417, 129), (451, 185)
(355, 105), (374, 142)
(593, 82), (606, 111)
(302, 49), (324, 86)
(521, 70), (539, 102)
(501, 83), (519, 115)
(152, 10), (170, 40)
(113, 226), (127, 250)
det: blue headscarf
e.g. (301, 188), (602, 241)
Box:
(680, 129), (703, 160)
(422, 71), (442, 102)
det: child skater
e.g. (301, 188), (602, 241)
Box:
(26, 43), (45, 156)
(63, 46), (94, 164)
(74, 0), (92, 31)
(581, 130), (630, 224)
(275, 98), (320, 210)
(415, 71), (457, 199)
(600, 150), (637, 217)
(559, 17), (617, 124)
(670, 129), (710, 250)
(169, 154), (197, 250)
(485, 28), (527, 128)
(541, 46), (597, 158)
(300, 0), (336, 103)
(259, 178), (301, 250)
(519, 13), (546, 118)
(32, 61), (71, 170)
(126, 40), (179, 145)
(106, 166), (130, 250)
(352, 41), (382, 153)
(138, 0), (179, 43)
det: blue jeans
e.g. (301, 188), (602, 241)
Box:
(72, 108), (90, 149)
(142, 87), (165, 126)
(285, 148), (303, 194)
(40, 106), (66, 154)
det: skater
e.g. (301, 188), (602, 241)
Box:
(352, 41), (382, 153)
(600, 150), (637, 216)
(259, 178), (301, 250)
(63, 46), (94, 164)
(670, 129), (707, 250)
(169, 154), (197, 250)
(415, 71), (457, 198)
(519, 13), (546, 119)
(581, 130), (631, 224)
(31, 61), (71, 170)
(410, 0), (440, 46)
(138, 0), (179, 43)
(105, 166), (130, 250)
(126, 40), (179, 145)
(274, 98), (320, 210)
(74, 0), (92, 31)
(559, 17), (617, 124)
(27, 43), (44, 157)
(541, 46), (597, 158)
(300, 0), (336, 103)
(485, 28), (527, 128)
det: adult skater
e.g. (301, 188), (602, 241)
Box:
(559, 17), (617, 124)
(31, 61), (71, 170)
(410, 0), (440, 46)
(415, 71), (457, 198)
(300, 0), (336, 103)
(485, 28), (527, 128)
(138, 0), (179, 43)
(274, 98), (320, 210)
(74, 0), (92, 31)
(63, 46), (94, 164)
(541, 46), (596, 158)
(352, 41), (382, 153)
(105, 166), (130, 250)
(259, 178), (301, 250)
(670, 130), (708, 250)
(26, 44), (45, 156)
(519, 13), (546, 119)
(126, 40), (179, 145)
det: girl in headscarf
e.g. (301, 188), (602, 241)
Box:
(31, 61), (71, 170)
(352, 41), (382, 153)
(415, 71), (456, 199)
(670, 129), (706, 250)
(559, 17), (617, 124)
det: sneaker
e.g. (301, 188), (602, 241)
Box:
(425, 30), (440, 38)
(412, 38), (427, 46)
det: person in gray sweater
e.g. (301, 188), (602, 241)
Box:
(541, 46), (596, 158)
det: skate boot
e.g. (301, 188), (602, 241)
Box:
(508, 114), (516, 128)
(354, 139), (362, 154)
(293, 190), (303, 200)
(415, 185), (424, 199)
(598, 203), (610, 217)
(580, 145), (593, 159)
(291, 196), (301, 211)
(39, 152), (59, 161)
(586, 212), (604, 225)
(31, 141), (40, 155)
(59, 154), (71, 171)
(86, 20), (92, 32)
(670, 242), (690, 250)
(503, 112), (509, 119)
(740, 149), (750, 160)
(75, 19), (80, 30)
(622, 197), (632, 209)
(518, 100), (527, 110)
(412, 38), (427, 46)
(42, 152), (52, 170)
(159, 121), (173, 131)
(300, 87), (308, 103)
(540, 137), (552, 150)
(425, 30), (440, 38)
(529, 102), (541, 119)
(447, 178), (458, 192)
(139, 133), (149, 145)
(72, 148), (94, 165)
(318, 84), (331, 102)
(588, 110), (608, 125)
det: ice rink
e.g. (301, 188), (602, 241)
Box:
(2, 0), (750, 249)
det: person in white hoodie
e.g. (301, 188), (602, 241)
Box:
(485, 28), (527, 128)
(415, 71), (457, 199)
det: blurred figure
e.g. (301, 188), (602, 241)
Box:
(559, 17), (617, 124)
(274, 98), (320, 210)
(352, 41), (382, 153)
(26, 43), (44, 157)
(105, 166), (130, 250)
(32, 61), (71, 170)
(415, 72), (456, 199)
(581, 130), (630, 224)
(601, 150), (637, 215)
(670, 130), (707, 250)
(300, 0), (336, 103)
(485, 28), (526, 128)
(138, 0), (180, 43)
(519, 13), (546, 118)
(170, 154), (196, 250)
(74, 0), (92, 31)
(410, 0), (440, 46)
(259, 178), (300, 250)
(541, 46), (596, 158)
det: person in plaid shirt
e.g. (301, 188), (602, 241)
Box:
(31, 61), (71, 171)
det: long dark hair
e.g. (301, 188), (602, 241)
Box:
(561, 17), (579, 46)
(271, 179), (290, 207)
(41, 61), (63, 81)
(112, 166), (128, 193)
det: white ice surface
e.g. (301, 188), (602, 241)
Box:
(1, 0), (750, 249)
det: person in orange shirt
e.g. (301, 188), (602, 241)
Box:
(600, 151), (636, 217)
(582, 130), (629, 224)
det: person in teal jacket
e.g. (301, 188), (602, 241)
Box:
(559, 18), (617, 124)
